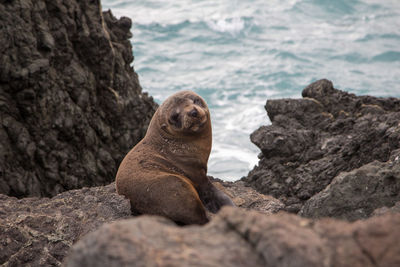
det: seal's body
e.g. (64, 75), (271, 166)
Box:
(116, 91), (234, 225)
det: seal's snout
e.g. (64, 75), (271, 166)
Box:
(189, 108), (198, 117)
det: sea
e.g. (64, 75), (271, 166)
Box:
(102, 0), (400, 181)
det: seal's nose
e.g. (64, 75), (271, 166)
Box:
(189, 108), (198, 117)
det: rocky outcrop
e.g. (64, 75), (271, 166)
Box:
(0, 180), (282, 266)
(0, 0), (157, 198)
(0, 183), (130, 266)
(65, 206), (400, 267)
(300, 149), (400, 221)
(2, 0), (399, 264)
(243, 79), (400, 214)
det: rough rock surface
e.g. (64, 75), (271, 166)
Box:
(0, 180), (281, 266)
(243, 79), (400, 213)
(0, 183), (130, 267)
(65, 206), (400, 267)
(0, 0), (157, 198)
(300, 149), (400, 221)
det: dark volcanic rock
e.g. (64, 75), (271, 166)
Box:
(243, 79), (400, 213)
(0, 183), (130, 266)
(0, 0), (157, 198)
(300, 149), (400, 221)
(65, 206), (400, 267)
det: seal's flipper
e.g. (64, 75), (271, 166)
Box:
(198, 182), (235, 213)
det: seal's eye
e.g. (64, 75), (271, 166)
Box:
(170, 113), (179, 122)
(168, 112), (182, 128)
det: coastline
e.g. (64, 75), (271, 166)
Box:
(0, 0), (399, 266)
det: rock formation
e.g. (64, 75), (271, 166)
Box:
(243, 79), (400, 216)
(0, 183), (130, 266)
(300, 149), (400, 220)
(0, 0), (157, 198)
(2, 0), (400, 266)
(65, 207), (400, 267)
(0, 181), (282, 266)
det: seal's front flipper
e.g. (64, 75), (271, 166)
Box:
(198, 182), (235, 213)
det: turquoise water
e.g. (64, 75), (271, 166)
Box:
(102, 0), (400, 181)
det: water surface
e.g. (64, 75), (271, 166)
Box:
(102, 0), (400, 180)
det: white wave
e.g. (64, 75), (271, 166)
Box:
(208, 143), (259, 181)
(206, 17), (245, 35)
(102, 0), (256, 27)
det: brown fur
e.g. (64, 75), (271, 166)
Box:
(116, 91), (234, 225)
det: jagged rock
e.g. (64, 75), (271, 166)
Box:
(300, 149), (400, 221)
(243, 79), (400, 212)
(65, 206), (400, 267)
(0, 183), (130, 266)
(0, 0), (157, 198)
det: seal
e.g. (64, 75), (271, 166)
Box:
(116, 90), (234, 225)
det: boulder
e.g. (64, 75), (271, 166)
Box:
(300, 149), (400, 221)
(0, 0), (157, 198)
(243, 79), (400, 212)
(0, 180), (281, 266)
(0, 183), (131, 266)
(65, 206), (400, 267)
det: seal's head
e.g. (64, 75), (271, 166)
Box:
(158, 91), (210, 136)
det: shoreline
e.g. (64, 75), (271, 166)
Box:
(1, 0), (400, 266)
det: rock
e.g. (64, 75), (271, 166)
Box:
(0, 183), (130, 266)
(0, 178), (279, 266)
(65, 206), (400, 267)
(243, 79), (400, 212)
(372, 201), (400, 217)
(299, 149), (400, 221)
(0, 0), (157, 198)
(212, 178), (284, 214)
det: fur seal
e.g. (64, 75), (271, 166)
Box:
(116, 90), (234, 225)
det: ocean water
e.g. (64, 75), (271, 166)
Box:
(102, 0), (400, 181)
